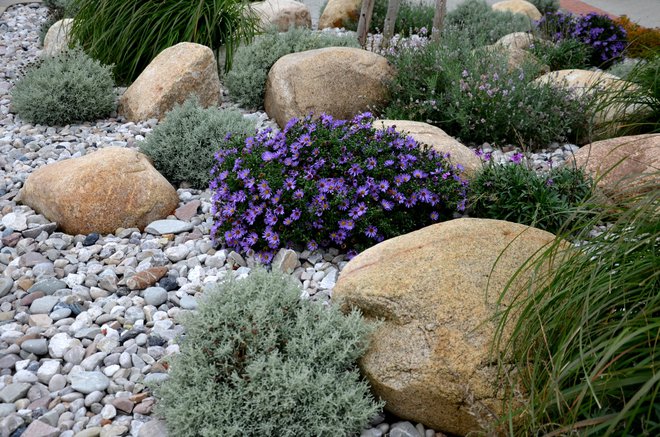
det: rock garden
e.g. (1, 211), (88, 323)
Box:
(0, 0), (658, 436)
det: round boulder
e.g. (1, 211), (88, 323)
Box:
(118, 42), (221, 122)
(264, 47), (394, 128)
(568, 134), (660, 200)
(19, 147), (179, 235)
(494, 32), (535, 50)
(333, 218), (559, 436)
(251, 0), (311, 31)
(492, 0), (542, 21)
(318, 0), (361, 29)
(43, 18), (72, 57)
(373, 120), (482, 177)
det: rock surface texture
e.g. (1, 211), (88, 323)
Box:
(42, 18), (72, 57)
(118, 42), (221, 122)
(492, 0), (542, 21)
(333, 218), (558, 436)
(494, 31), (535, 50)
(19, 147), (179, 235)
(264, 47), (394, 128)
(318, 0), (361, 29)
(251, 0), (312, 31)
(570, 134), (660, 200)
(373, 120), (482, 177)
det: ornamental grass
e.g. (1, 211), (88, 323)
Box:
(492, 174), (660, 435)
(70, 0), (259, 85)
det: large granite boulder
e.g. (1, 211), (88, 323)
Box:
(535, 69), (642, 135)
(373, 120), (482, 177)
(251, 0), (311, 31)
(318, 0), (361, 29)
(334, 218), (559, 436)
(118, 42), (221, 122)
(492, 0), (542, 21)
(19, 147), (179, 235)
(264, 47), (394, 128)
(569, 134), (660, 200)
(43, 18), (72, 57)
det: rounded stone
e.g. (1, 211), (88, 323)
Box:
(143, 287), (168, 307)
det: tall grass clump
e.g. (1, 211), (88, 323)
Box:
(153, 269), (383, 436)
(225, 27), (359, 110)
(596, 54), (660, 136)
(11, 47), (115, 126)
(70, 0), (259, 85)
(384, 29), (591, 148)
(139, 98), (255, 189)
(493, 176), (660, 436)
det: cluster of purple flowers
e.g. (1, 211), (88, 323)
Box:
(536, 11), (627, 66)
(210, 112), (469, 264)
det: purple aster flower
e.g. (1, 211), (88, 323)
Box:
(430, 211), (439, 221)
(258, 180), (272, 199)
(418, 188), (432, 203)
(290, 208), (301, 221)
(366, 157), (377, 170)
(510, 152), (524, 164)
(348, 163), (363, 177)
(412, 169), (427, 179)
(264, 211), (278, 226)
(274, 205), (285, 215)
(378, 180), (390, 192)
(284, 177), (296, 190)
(349, 202), (367, 219)
(365, 225), (378, 238)
(293, 189), (304, 199)
(356, 186), (369, 197)
(381, 199), (394, 211)
(307, 240), (318, 251)
(338, 219), (355, 230)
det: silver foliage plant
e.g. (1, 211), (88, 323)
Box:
(152, 269), (383, 437)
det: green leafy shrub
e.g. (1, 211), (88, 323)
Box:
(70, 0), (259, 85)
(444, 0), (533, 47)
(211, 112), (468, 263)
(468, 156), (593, 233)
(11, 47), (115, 126)
(494, 181), (660, 435)
(384, 32), (591, 148)
(529, 38), (592, 70)
(139, 98), (255, 189)
(225, 27), (359, 110)
(153, 269), (383, 437)
(528, 0), (559, 15)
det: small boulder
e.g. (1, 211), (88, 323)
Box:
(43, 18), (72, 57)
(19, 147), (178, 235)
(483, 45), (549, 75)
(333, 218), (559, 436)
(492, 0), (542, 21)
(373, 120), (482, 177)
(118, 42), (221, 122)
(264, 47), (394, 128)
(568, 134), (659, 200)
(251, 0), (312, 31)
(318, 0), (361, 29)
(494, 32), (535, 50)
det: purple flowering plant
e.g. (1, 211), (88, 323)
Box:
(536, 11), (627, 68)
(210, 112), (468, 263)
